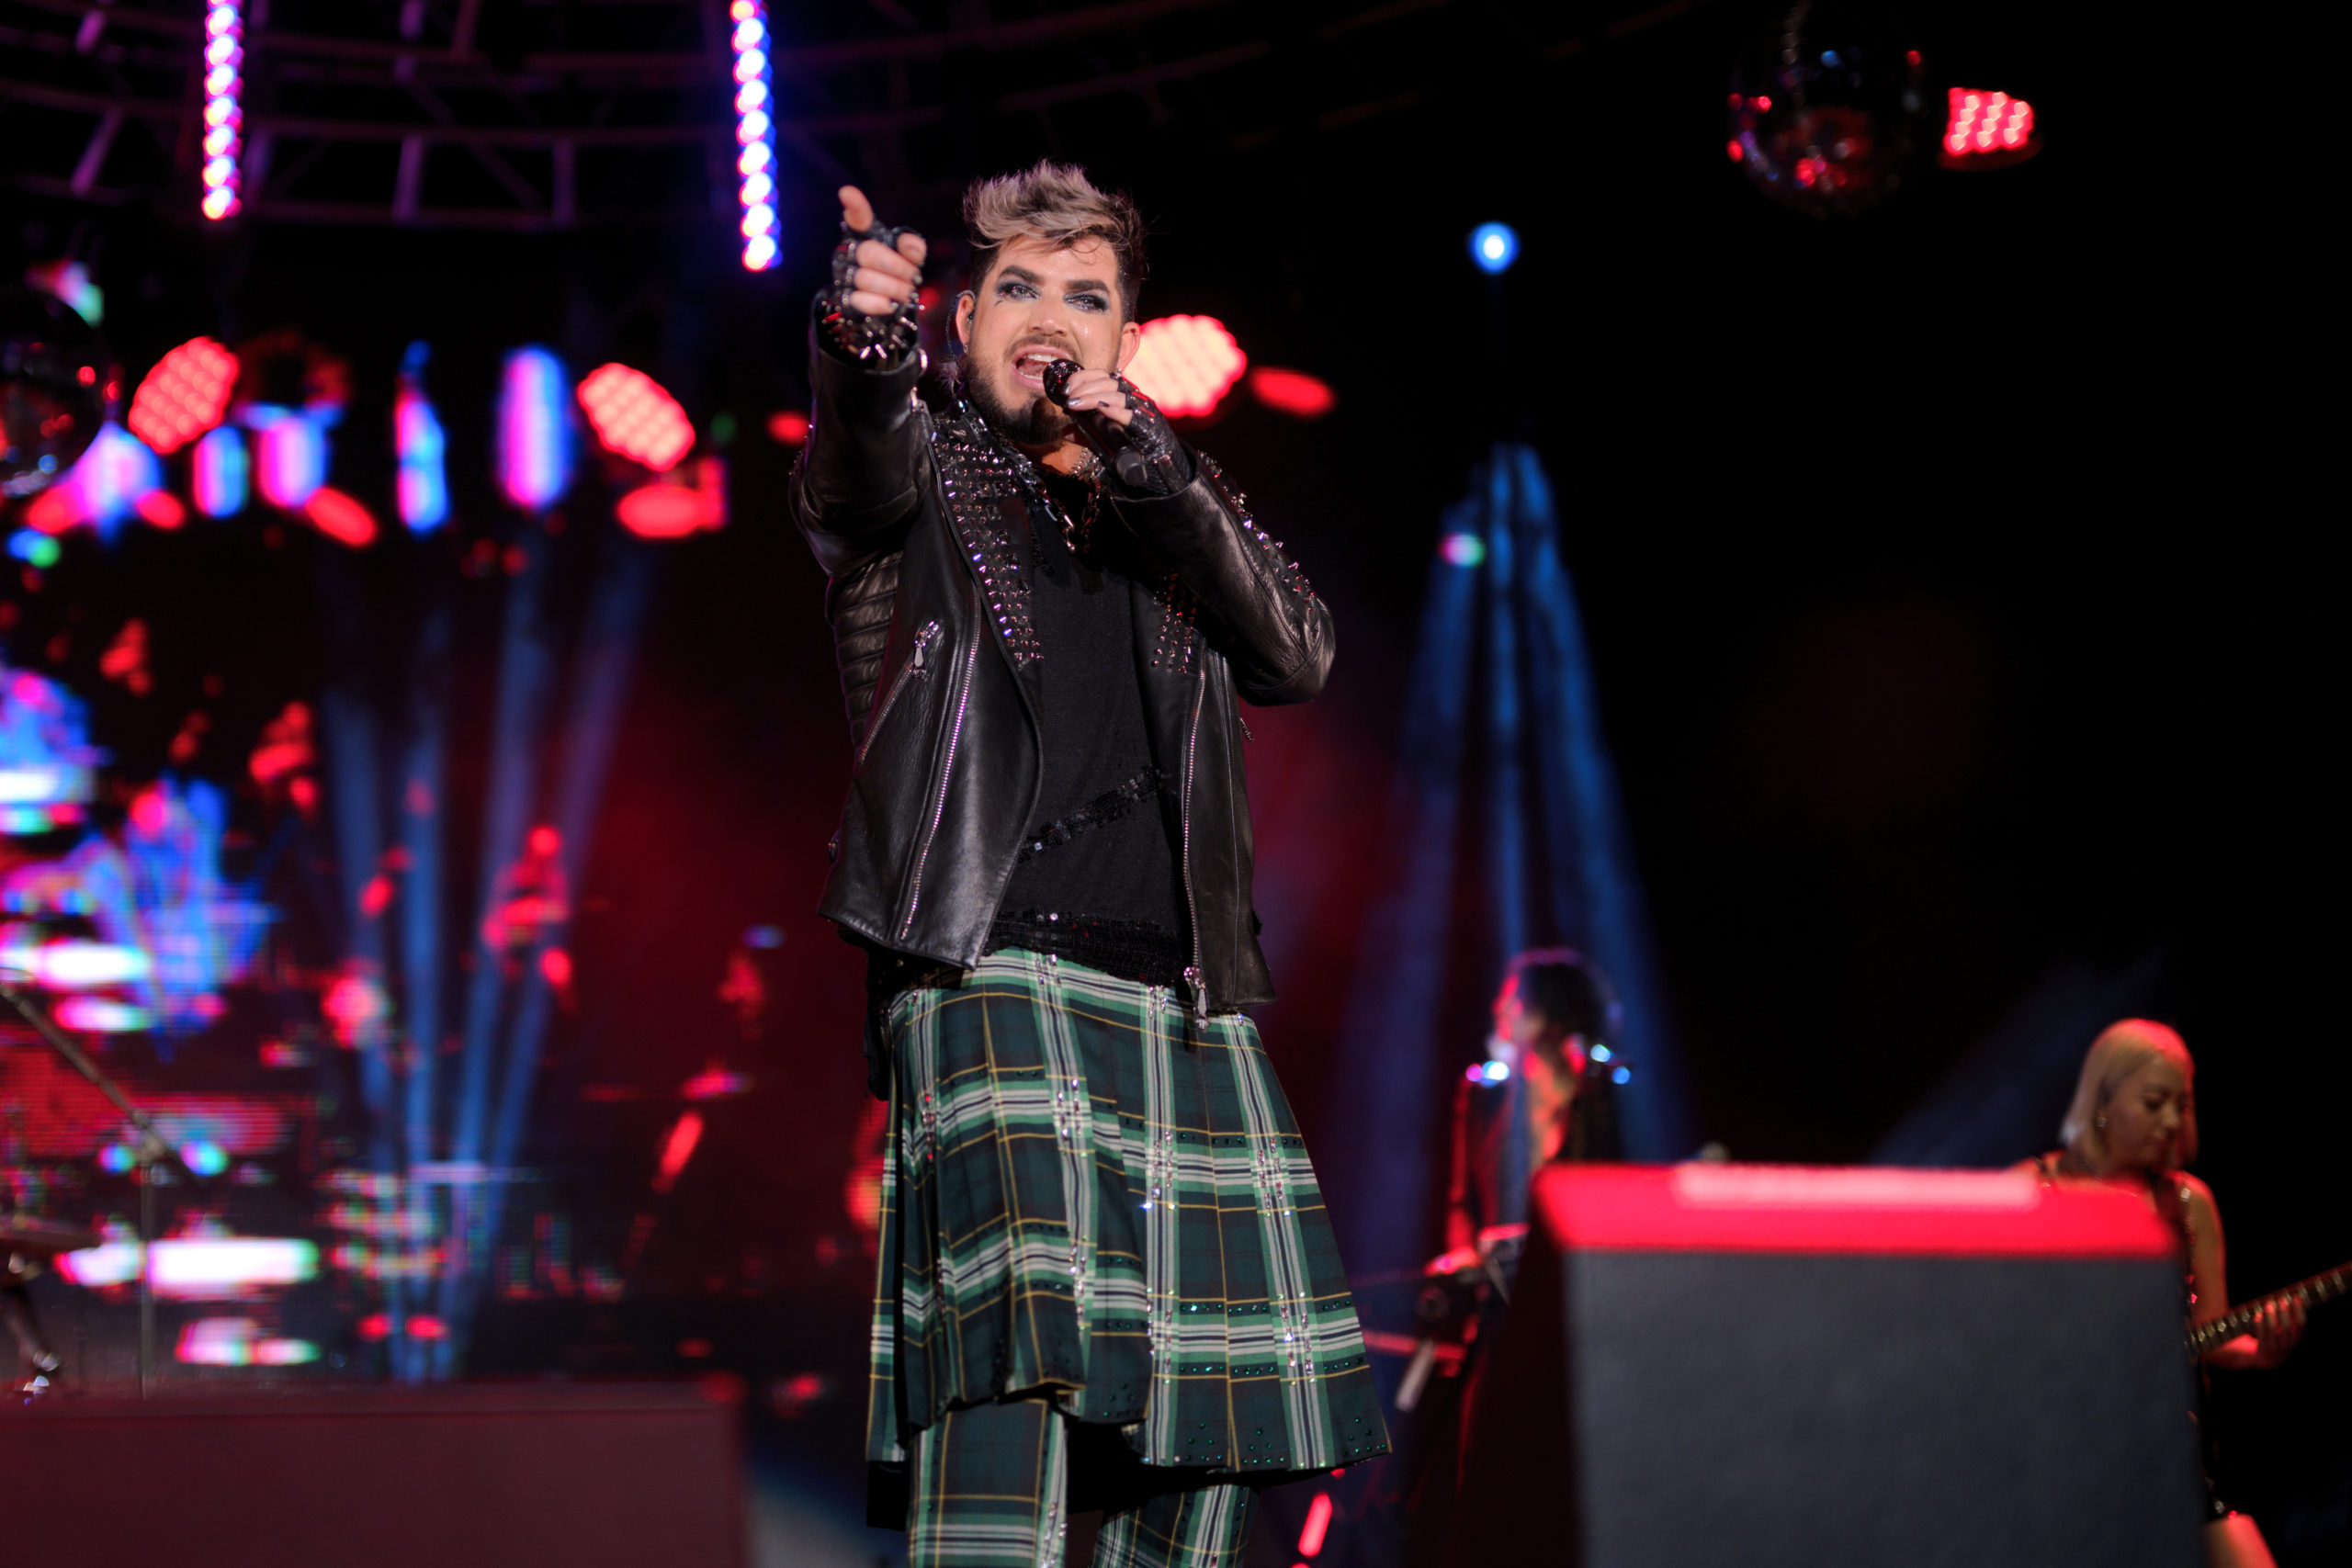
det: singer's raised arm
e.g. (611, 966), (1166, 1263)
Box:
(790, 187), (930, 576)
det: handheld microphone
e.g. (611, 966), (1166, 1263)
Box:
(1041, 359), (1164, 491)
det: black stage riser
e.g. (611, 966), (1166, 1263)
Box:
(1455, 1212), (2201, 1566)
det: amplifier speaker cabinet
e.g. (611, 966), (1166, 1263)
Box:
(0, 1380), (742, 1567)
(1452, 1164), (2201, 1568)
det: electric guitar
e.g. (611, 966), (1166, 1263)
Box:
(2187, 1259), (2352, 1357)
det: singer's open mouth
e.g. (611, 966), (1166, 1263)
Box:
(1010, 343), (1070, 391)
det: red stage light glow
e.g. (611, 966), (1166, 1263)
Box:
(1124, 315), (1247, 419)
(129, 338), (239, 455)
(1941, 87), (2037, 166)
(683, 1065), (750, 1100)
(302, 486), (379, 547)
(652, 1111), (705, 1194)
(359, 873), (395, 919)
(767, 410), (810, 446)
(577, 363), (696, 471)
(1248, 367), (1336, 420)
(100, 620), (152, 694)
(1297, 1492), (1334, 1557)
(616, 457), (728, 538)
(135, 491), (186, 529)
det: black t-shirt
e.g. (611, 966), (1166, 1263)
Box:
(987, 466), (1189, 984)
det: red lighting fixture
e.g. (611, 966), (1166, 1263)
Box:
(1940, 87), (2038, 168)
(136, 491), (187, 530)
(766, 410), (810, 446)
(129, 337), (239, 455)
(302, 487), (378, 547)
(1123, 315), (1247, 420)
(1248, 367), (1336, 421)
(576, 363), (695, 472)
(652, 1110), (706, 1194)
(1296, 1492), (1334, 1558)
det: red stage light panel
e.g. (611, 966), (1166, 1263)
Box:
(1941, 87), (2037, 166)
(766, 410), (809, 446)
(1124, 315), (1247, 419)
(1248, 367), (1336, 420)
(303, 486), (378, 547)
(128, 337), (239, 455)
(135, 491), (187, 530)
(577, 363), (695, 472)
(1296, 1491), (1334, 1557)
(652, 1110), (705, 1194)
(617, 483), (722, 538)
(617, 457), (728, 539)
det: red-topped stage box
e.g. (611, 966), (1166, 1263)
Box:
(1453, 1165), (2202, 1568)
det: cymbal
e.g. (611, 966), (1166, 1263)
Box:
(0, 1214), (102, 1258)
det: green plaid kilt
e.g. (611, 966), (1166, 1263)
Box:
(868, 950), (1390, 1498)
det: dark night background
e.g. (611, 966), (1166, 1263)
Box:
(5, 0), (2342, 1561)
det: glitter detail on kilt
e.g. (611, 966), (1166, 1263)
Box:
(931, 407), (1042, 666)
(867, 952), (1389, 1480)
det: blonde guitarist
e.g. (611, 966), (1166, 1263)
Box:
(2022, 1020), (2305, 1568)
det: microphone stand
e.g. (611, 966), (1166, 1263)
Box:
(0, 976), (197, 1398)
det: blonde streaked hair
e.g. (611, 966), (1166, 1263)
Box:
(963, 161), (1148, 320)
(2060, 1018), (2199, 1169)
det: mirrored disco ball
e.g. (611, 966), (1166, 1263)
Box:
(1727, 2), (1930, 217)
(2, 286), (112, 498)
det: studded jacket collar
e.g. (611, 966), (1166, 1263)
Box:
(791, 333), (1332, 1016)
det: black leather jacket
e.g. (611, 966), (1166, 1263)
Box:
(790, 332), (1332, 1014)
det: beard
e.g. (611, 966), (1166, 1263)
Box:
(964, 358), (1071, 446)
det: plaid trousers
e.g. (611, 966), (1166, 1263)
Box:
(870, 951), (1389, 1527)
(910, 1395), (1253, 1568)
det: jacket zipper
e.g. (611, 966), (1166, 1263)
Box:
(854, 619), (941, 768)
(898, 604), (979, 942)
(1178, 667), (1209, 1018)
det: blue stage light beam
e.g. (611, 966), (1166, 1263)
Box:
(392, 598), (453, 1381)
(314, 553), (411, 1366)
(1483, 461), (1530, 965)
(1481, 462), (1538, 1228)
(1506, 444), (1694, 1159)
(432, 536), (557, 1374)
(1325, 499), (1480, 1278)
(449, 543), (655, 1361)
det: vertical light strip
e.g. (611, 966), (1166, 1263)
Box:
(200, 2), (244, 220)
(729, 0), (778, 270)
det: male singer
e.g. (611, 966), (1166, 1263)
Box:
(791, 164), (1386, 1567)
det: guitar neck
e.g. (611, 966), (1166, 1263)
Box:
(2187, 1260), (2352, 1357)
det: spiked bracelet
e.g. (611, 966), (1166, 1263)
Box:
(820, 221), (922, 365)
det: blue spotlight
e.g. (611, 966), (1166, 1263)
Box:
(1469, 222), (1520, 275)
